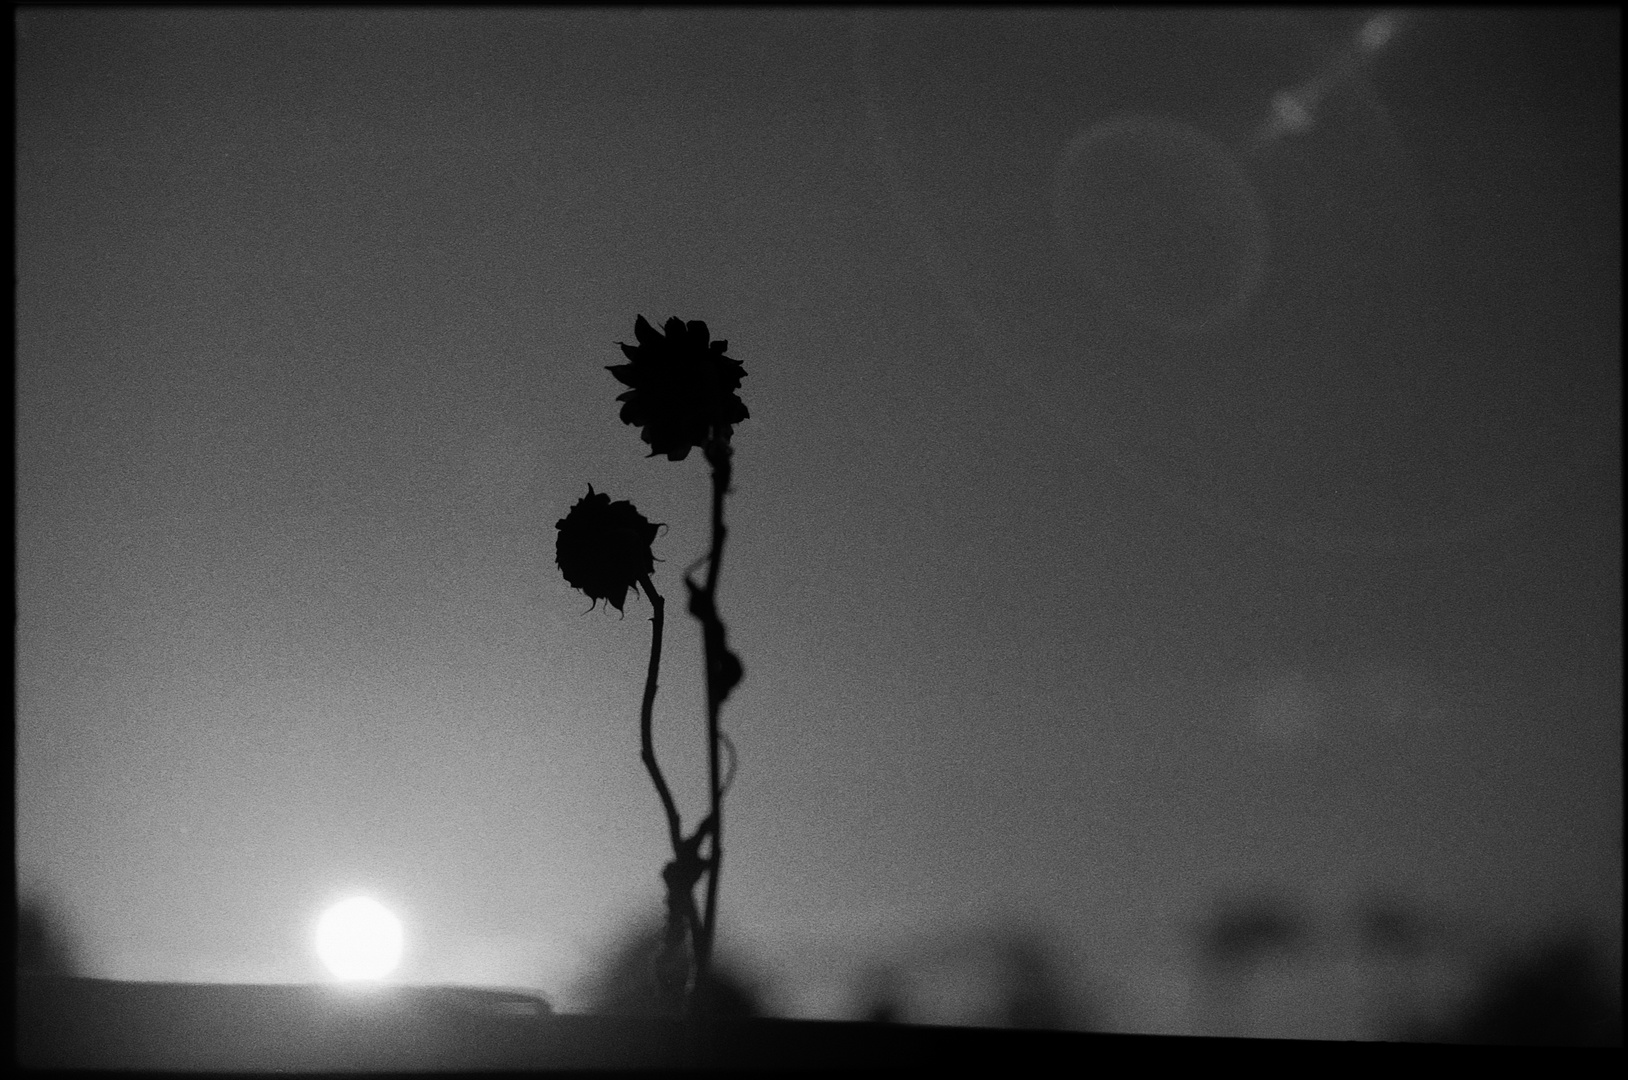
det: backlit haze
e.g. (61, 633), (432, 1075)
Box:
(15, 9), (1620, 1036)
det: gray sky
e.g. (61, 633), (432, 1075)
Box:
(15, 8), (1620, 1032)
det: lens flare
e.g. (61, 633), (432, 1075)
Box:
(1359, 11), (1403, 54)
(1253, 9), (1414, 149)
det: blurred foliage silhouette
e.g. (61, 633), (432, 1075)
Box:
(1198, 891), (1311, 968)
(1190, 889), (1313, 1038)
(844, 924), (1094, 1031)
(16, 891), (81, 976)
(1352, 890), (1437, 957)
(854, 962), (906, 1024)
(1190, 886), (1622, 1044)
(1425, 929), (1623, 1046)
(991, 930), (1078, 1030)
(571, 913), (768, 1019)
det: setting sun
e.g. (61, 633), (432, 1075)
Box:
(315, 897), (404, 982)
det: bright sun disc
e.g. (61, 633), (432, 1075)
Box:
(315, 897), (404, 982)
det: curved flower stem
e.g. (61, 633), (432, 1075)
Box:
(640, 573), (708, 1012)
(636, 574), (683, 854)
(691, 434), (735, 1005)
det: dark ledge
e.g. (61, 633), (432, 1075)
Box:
(14, 974), (1607, 1071)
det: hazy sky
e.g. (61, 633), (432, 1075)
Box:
(15, 8), (1621, 1032)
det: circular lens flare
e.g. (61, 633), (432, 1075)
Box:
(315, 897), (404, 982)
(1052, 113), (1269, 333)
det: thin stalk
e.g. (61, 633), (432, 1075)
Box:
(636, 574), (682, 853)
(693, 435), (733, 1000)
(640, 573), (707, 1013)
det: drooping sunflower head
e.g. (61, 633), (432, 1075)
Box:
(555, 485), (661, 613)
(608, 315), (749, 462)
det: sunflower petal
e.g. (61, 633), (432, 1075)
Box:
(633, 315), (660, 347)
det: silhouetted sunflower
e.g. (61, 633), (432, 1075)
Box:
(555, 486), (661, 613)
(608, 315), (749, 461)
